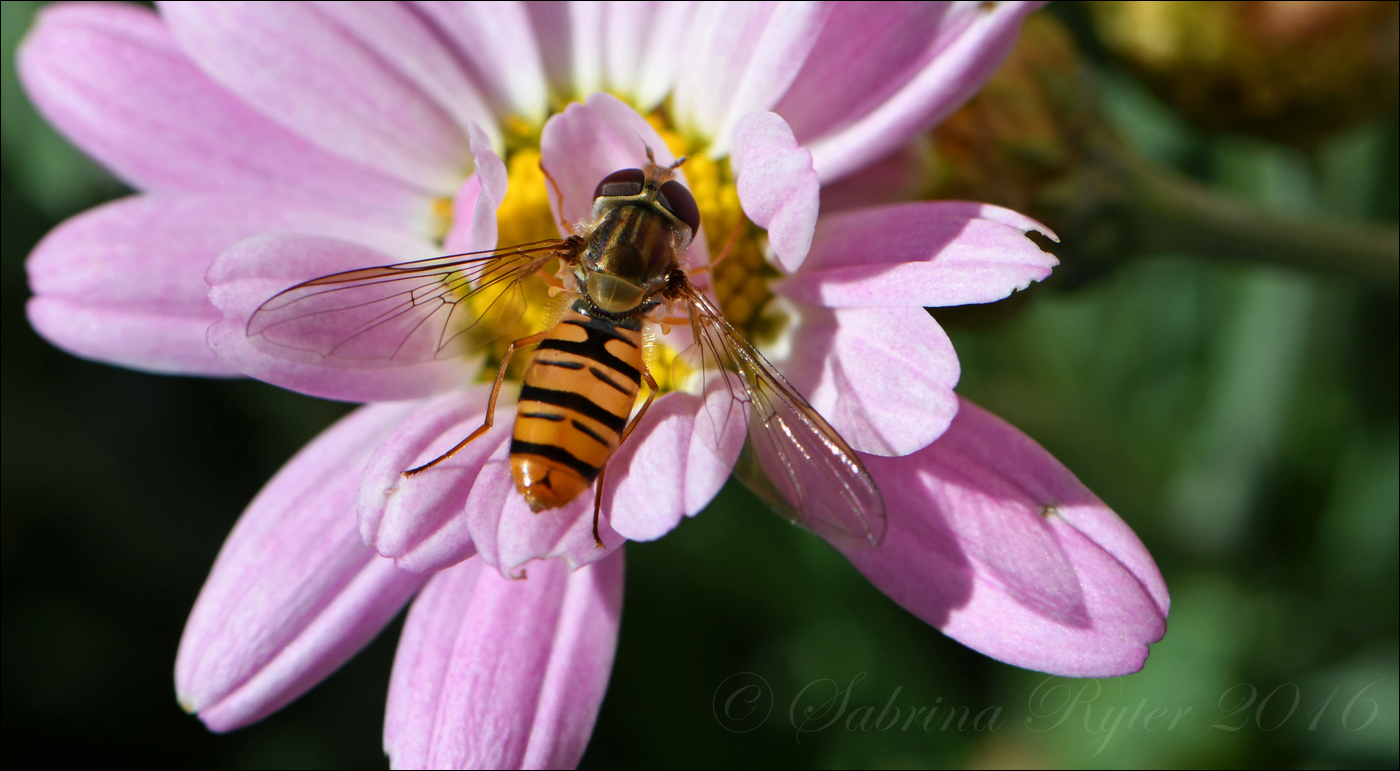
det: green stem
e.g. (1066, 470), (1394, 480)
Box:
(1111, 144), (1399, 284)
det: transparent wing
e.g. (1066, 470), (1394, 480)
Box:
(678, 282), (887, 549)
(248, 240), (574, 366)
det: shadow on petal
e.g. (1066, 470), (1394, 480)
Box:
(779, 305), (959, 457)
(466, 384), (745, 574)
(359, 386), (511, 573)
(604, 381), (748, 541)
(466, 451), (625, 575)
(840, 397), (1168, 678)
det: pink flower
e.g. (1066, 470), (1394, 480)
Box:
(20, 2), (1168, 767)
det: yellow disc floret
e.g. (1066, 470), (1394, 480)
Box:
(496, 148), (561, 248)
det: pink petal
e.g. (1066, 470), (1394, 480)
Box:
(26, 193), (428, 376)
(730, 112), (819, 273)
(443, 175), (486, 256)
(670, 2), (771, 141)
(539, 93), (677, 225)
(672, 2), (830, 155)
(309, 1), (501, 147)
(776, 201), (1059, 308)
(442, 125), (511, 254)
(785, 1), (1043, 182)
(17, 3), (429, 228)
(528, 1), (605, 99)
(605, 379), (749, 541)
(385, 552), (624, 769)
(602, 1), (696, 111)
(27, 296), (232, 377)
(358, 387), (510, 573)
(380, 373), (744, 575)
(27, 193), (231, 375)
(415, 0), (549, 125)
(774, 3), (965, 141)
(463, 385), (734, 575)
(176, 402), (429, 731)
(818, 144), (931, 214)
(159, 1), (471, 194)
(538, 93), (711, 266)
(466, 447), (626, 575)
(206, 234), (479, 402)
(780, 306), (959, 457)
(844, 398), (1169, 677)
(699, 3), (832, 157)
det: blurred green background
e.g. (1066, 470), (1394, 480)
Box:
(2, 2), (1396, 768)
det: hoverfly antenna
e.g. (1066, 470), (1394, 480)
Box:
(635, 136), (685, 172)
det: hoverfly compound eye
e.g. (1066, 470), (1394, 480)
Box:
(658, 180), (701, 236)
(592, 168), (646, 200)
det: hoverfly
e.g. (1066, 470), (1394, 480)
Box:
(247, 149), (885, 550)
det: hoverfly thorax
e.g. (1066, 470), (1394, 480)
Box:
(576, 160), (701, 316)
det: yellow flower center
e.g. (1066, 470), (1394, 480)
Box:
(496, 148), (563, 247)
(472, 147), (561, 383)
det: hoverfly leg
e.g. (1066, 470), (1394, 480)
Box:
(591, 463), (608, 550)
(402, 329), (552, 476)
(590, 365), (660, 549)
(621, 365), (659, 446)
(534, 268), (567, 298)
(539, 162), (576, 236)
(651, 315), (690, 336)
(533, 269), (564, 289)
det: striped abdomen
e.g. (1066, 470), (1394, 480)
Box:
(510, 306), (643, 511)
